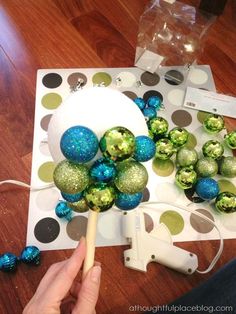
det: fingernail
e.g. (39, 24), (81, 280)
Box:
(90, 265), (101, 283)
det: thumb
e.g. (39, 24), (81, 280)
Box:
(72, 265), (101, 314)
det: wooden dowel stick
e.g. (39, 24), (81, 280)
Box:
(83, 209), (98, 279)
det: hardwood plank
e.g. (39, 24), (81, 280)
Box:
(71, 10), (135, 67)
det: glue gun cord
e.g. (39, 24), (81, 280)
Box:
(139, 201), (224, 274)
(0, 180), (55, 191)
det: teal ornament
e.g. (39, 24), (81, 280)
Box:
(61, 191), (83, 202)
(142, 107), (157, 120)
(53, 160), (89, 194)
(115, 192), (143, 210)
(155, 138), (175, 160)
(195, 157), (218, 177)
(168, 127), (189, 147)
(55, 201), (72, 221)
(215, 192), (236, 213)
(176, 147), (198, 167)
(134, 136), (156, 162)
(84, 183), (116, 212)
(90, 158), (117, 182)
(195, 178), (219, 200)
(99, 126), (135, 161)
(147, 96), (163, 110)
(219, 156), (236, 178)
(60, 126), (99, 163)
(224, 130), (236, 149)
(148, 117), (168, 139)
(203, 114), (225, 134)
(202, 140), (224, 160)
(114, 160), (148, 194)
(175, 167), (197, 189)
(20, 246), (40, 265)
(0, 253), (18, 272)
(133, 97), (145, 110)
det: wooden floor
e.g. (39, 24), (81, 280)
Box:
(0, 1), (235, 313)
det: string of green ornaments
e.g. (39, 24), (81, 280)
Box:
(147, 113), (236, 214)
(53, 125), (155, 215)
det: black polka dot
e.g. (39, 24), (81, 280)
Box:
(34, 218), (60, 243)
(143, 90), (163, 103)
(164, 70), (184, 85)
(184, 187), (204, 203)
(42, 73), (63, 88)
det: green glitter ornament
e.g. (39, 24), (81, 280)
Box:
(220, 156), (236, 178)
(99, 126), (135, 161)
(203, 114), (225, 134)
(168, 127), (189, 147)
(195, 157), (218, 177)
(224, 130), (236, 149)
(215, 192), (236, 213)
(148, 117), (168, 139)
(155, 138), (175, 160)
(114, 160), (148, 194)
(67, 198), (89, 213)
(53, 160), (89, 194)
(176, 147), (198, 167)
(175, 167), (197, 189)
(84, 183), (116, 212)
(202, 140), (224, 160)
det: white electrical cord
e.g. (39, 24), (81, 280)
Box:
(0, 180), (223, 274)
(139, 201), (224, 274)
(0, 180), (54, 191)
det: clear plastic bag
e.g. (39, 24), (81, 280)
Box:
(135, 0), (216, 74)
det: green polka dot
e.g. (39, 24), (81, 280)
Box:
(38, 162), (56, 182)
(159, 210), (184, 235)
(218, 179), (236, 194)
(152, 158), (174, 177)
(197, 111), (209, 124)
(185, 133), (197, 149)
(92, 72), (112, 87)
(41, 93), (62, 109)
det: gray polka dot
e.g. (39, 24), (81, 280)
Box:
(122, 91), (137, 100)
(66, 216), (87, 241)
(190, 209), (214, 234)
(171, 110), (192, 127)
(140, 72), (160, 86)
(40, 114), (52, 131)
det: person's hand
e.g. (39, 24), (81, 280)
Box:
(23, 237), (101, 314)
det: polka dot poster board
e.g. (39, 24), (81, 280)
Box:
(27, 66), (236, 251)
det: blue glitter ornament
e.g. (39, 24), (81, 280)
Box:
(134, 136), (156, 162)
(147, 96), (162, 110)
(60, 126), (99, 163)
(115, 192), (143, 210)
(0, 253), (18, 272)
(61, 191), (83, 202)
(195, 178), (220, 200)
(55, 201), (72, 221)
(20, 246), (40, 265)
(90, 158), (117, 182)
(142, 107), (157, 120)
(133, 97), (145, 110)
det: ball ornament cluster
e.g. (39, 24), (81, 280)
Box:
(53, 125), (154, 213)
